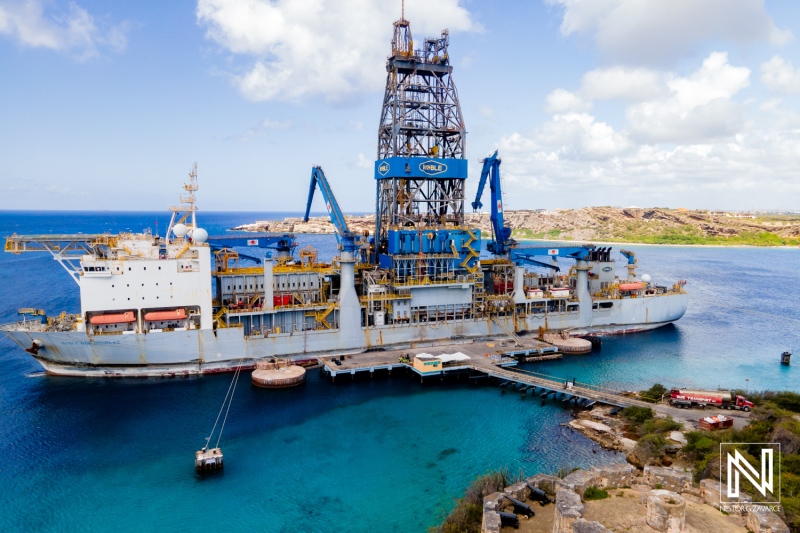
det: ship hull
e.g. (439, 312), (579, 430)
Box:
(2, 293), (688, 377)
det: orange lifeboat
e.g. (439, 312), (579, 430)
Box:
(619, 282), (645, 291)
(89, 312), (136, 325)
(144, 309), (187, 321)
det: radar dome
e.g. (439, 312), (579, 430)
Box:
(192, 228), (208, 243)
(172, 223), (188, 238)
(641, 274), (651, 283)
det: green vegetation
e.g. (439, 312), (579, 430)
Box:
(608, 225), (800, 246)
(430, 468), (523, 533)
(620, 405), (684, 466)
(621, 406), (654, 424)
(556, 466), (581, 479)
(583, 486), (609, 501)
(680, 391), (800, 531)
(639, 383), (669, 403)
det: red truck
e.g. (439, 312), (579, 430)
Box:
(669, 388), (753, 412)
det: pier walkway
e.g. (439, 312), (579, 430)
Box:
(318, 337), (657, 410)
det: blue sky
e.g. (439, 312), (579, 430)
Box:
(1, 0), (799, 212)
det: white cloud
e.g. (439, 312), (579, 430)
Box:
(354, 153), (371, 169)
(494, 52), (800, 208)
(545, 89), (591, 113)
(626, 52), (750, 143)
(536, 113), (629, 159)
(548, 0), (791, 66)
(196, 0), (477, 101)
(580, 66), (663, 102)
(0, 0), (129, 59)
(761, 55), (800, 94)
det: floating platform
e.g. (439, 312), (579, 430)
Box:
(252, 360), (307, 388)
(543, 334), (592, 354)
(195, 447), (223, 472)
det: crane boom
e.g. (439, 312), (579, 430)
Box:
(472, 151), (513, 255)
(304, 166), (362, 254)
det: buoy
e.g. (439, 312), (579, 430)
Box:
(543, 333), (592, 354)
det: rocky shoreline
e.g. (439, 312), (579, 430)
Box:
(475, 404), (791, 532)
(234, 207), (800, 245)
(566, 406), (687, 469)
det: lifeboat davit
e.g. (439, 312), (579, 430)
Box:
(89, 312), (136, 325)
(618, 282), (645, 291)
(144, 309), (187, 321)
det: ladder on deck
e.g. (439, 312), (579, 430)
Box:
(491, 317), (524, 347)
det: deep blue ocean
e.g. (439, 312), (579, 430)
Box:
(1, 211), (798, 532)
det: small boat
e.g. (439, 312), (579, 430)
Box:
(781, 351), (792, 365)
(195, 447), (223, 472)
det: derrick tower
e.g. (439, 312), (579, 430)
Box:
(373, 14), (478, 284)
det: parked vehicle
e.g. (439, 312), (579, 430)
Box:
(669, 388), (753, 411)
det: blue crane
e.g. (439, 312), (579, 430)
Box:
(304, 166), (365, 258)
(472, 151), (597, 270)
(472, 151), (514, 255)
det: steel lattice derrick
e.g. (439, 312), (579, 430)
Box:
(378, 67), (464, 159)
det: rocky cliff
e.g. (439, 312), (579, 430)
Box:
(234, 208), (800, 245)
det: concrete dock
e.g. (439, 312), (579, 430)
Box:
(319, 335), (654, 409)
(317, 335), (753, 427)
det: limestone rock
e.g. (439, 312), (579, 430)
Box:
(627, 441), (659, 468)
(526, 473), (560, 496)
(746, 506), (790, 533)
(481, 510), (501, 533)
(643, 466), (692, 493)
(699, 478), (752, 511)
(559, 470), (597, 500)
(590, 463), (635, 489)
(503, 481), (530, 502)
(572, 518), (612, 533)
(554, 489), (584, 533)
(669, 431), (688, 446)
(483, 491), (505, 513)
(770, 426), (800, 455)
(645, 490), (686, 533)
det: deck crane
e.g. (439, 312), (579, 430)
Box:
(472, 151), (514, 256)
(619, 249), (637, 280)
(304, 166), (367, 262)
(471, 151), (600, 270)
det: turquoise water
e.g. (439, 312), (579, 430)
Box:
(1, 211), (798, 531)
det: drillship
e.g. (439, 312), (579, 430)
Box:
(1, 15), (688, 376)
